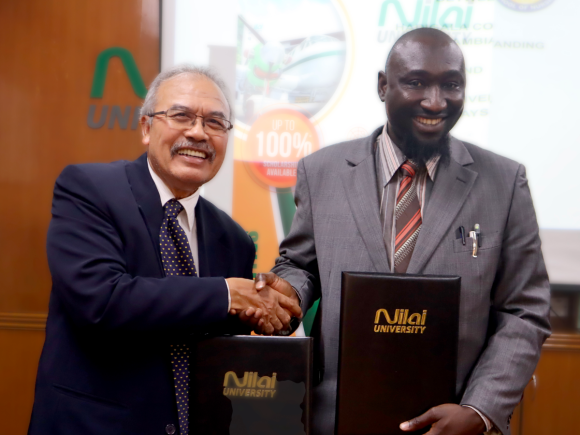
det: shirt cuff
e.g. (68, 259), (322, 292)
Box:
(462, 405), (493, 433)
(224, 279), (231, 313)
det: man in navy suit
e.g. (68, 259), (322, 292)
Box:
(28, 65), (301, 435)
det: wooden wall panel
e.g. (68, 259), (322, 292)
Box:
(0, 0), (159, 314)
(0, 330), (45, 434)
(0, 1), (159, 433)
(519, 335), (580, 435)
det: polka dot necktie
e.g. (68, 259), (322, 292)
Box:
(394, 161), (422, 273)
(160, 199), (196, 435)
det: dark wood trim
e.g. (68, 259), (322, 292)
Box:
(543, 333), (580, 351)
(0, 313), (47, 331)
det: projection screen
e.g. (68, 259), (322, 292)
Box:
(161, 0), (580, 285)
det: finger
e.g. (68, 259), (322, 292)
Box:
(276, 306), (291, 329)
(229, 309), (237, 315)
(277, 293), (303, 318)
(269, 313), (284, 332)
(400, 408), (438, 432)
(254, 273), (267, 291)
(245, 307), (256, 317)
(253, 308), (263, 319)
(239, 310), (249, 322)
(262, 320), (274, 335)
(239, 310), (259, 325)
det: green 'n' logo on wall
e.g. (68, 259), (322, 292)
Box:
(87, 47), (148, 130)
(90, 47), (147, 99)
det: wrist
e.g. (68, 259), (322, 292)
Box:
(289, 287), (300, 304)
(462, 405), (488, 433)
(226, 278), (252, 313)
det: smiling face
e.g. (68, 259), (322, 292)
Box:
(140, 73), (230, 198)
(378, 34), (465, 161)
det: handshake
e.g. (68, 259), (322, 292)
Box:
(226, 273), (302, 335)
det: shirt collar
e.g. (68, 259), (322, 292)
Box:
(147, 158), (199, 233)
(378, 124), (440, 185)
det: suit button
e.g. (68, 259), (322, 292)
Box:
(165, 424), (176, 434)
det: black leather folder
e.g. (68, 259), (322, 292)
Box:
(336, 272), (460, 435)
(190, 335), (313, 435)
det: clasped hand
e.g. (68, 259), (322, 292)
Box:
(226, 273), (302, 335)
(400, 404), (487, 435)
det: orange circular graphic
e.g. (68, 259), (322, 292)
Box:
(242, 109), (320, 188)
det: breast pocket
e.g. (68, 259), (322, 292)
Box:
(450, 231), (502, 302)
(453, 232), (502, 253)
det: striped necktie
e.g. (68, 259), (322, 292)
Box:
(394, 161), (421, 273)
(160, 198), (196, 435)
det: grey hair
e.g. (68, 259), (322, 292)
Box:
(141, 65), (234, 124)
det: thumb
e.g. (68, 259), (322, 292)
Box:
(255, 272), (280, 290)
(400, 407), (438, 432)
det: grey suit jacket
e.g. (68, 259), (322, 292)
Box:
(272, 127), (551, 435)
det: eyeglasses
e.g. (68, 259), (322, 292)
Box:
(148, 109), (233, 133)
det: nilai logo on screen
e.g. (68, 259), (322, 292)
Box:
(223, 371), (277, 398)
(87, 47), (147, 131)
(378, 0), (473, 29)
(374, 308), (427, 334)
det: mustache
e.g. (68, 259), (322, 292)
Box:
(170, 139), (216, 162)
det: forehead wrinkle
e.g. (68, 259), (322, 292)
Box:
(189, 76), (230, 117)
(167, 104), (227, 119)
(387, 40), (465, 79)
(168, 104), (191, 111)
(158, 75), (230, 117)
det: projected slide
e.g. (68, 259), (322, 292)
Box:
(162, 0), (580, 284)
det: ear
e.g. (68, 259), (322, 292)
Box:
(377, 71), (387, 102)
(140, 116), (151, 147)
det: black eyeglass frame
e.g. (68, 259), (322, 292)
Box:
(147, 110), (233, 132)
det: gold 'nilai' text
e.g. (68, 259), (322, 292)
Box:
(374, 309), (427, 334)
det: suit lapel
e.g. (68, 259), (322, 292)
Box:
(196, 197), (229, 278)
(126, 155), (231, 279)
(407, 138), (478, 274)
(340, 130), (389, 273)
(125, 153), (164, 274)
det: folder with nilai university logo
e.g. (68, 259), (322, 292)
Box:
(336, 272), (461, 435)
(190, 335), (313, 435)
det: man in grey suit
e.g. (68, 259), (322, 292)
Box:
(260, 28), (551, 434)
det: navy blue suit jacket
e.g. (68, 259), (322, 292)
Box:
(28, 153), (255, 435)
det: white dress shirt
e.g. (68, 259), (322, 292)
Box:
(147, 159), (231, 311)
